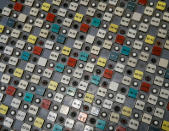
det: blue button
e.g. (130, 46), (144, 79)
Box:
(6, 18), (15, 27)
(51, 24), (60, 33)
(96, 119), (106, 130)
(24, 92), (33, 103)
(53, 124), (63, 131)
(128, 88), (138, 98)
(21, 51), (30, 61)
(79, 51), (89, 62)
(91, 75), (101, 85)
(121, 46), (131, 56)
(55, 63), (65, 73)
(57, 35), (66, 44)
(165, 70), (169, 79)
(91, 18), (101, 27)
(35, 86), (45, 96)
(109, 52), (119, 61)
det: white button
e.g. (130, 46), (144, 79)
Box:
(62, 29), (67, 34)
(140, 94), (145, 99)
(28, 117), (33, 122)
(35, 98), (40, 103)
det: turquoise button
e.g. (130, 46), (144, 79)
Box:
(51, 24), (60, 33)
(165, 70), (169, 79)
(53, 124), (63, 131)
(128, 88), (138, 98)
(57, 35), (66, 44)
(96, 119), (106, 130)
(121, 46), (131, 56)
(109, 52), (119, 61)
(127, 2), (136, 11)
(6, 18), (15, 27)
(21, 51), (30, 61)
(24, 92), (33, 103)
(91, 75), (101, 85)
(79, 52), (89, 62)
(67, 87), (76, 96)
(55, 63), (65, 73)
(35, 86), (45, 96)
(91, 18), (101, 27)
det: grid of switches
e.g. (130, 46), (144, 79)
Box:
(0, 0), (169, 131)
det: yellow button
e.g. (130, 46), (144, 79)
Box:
(145, 35), (155, 44)
(162, 120), (169, 131)
(48, 80), (58, 91)
(156, 1), (166, 11)
(41, 2), (51, 12)
(0, 25), (4, 33)
(0, 104), (8, 115)
(134, 70), (143, 80)
(34, 117), (44, 128)
(109, 24), (118, 33)
(97, 57), (107, 67)
(62, 46), (71, 56)
(84, 93), (94, 103)
(27, 34), (37, 44)
(13, 68), (24, 78)
(74, 13), (83, 22)
(122, 106), (132, 117)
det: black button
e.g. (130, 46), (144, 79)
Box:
(58, 116), (65, 123)
(145, 75), (151, 81)
(50, 35), (55, 40)
(126, 69), (132, 75)
(146, 106), (152, 112)
(120, 29), (126, 34)
(89, 118), (96, 124)
(84, 75), (90, 80)
(17, 24), (22, 29)
(57, 19), (62, 24)
(83, 105), (89, 111)
(42, 80), (48, 85)
(61, 57), (66, 63)
(8, 68), (14, 74)
(22, 35), (27, 40)
(0, 46), (4, 50)
(68, 13), (73, 18)
(151, 58), (156, 63)
(3, 57), (9, 62)
(79, 35), (85, 40)
(97, 13), (102, 18)
(96, 69), (101, 74)
(8, 4), (13, 8)
(114, 106), (120, 112)
(120, 2), (125, 7)
(72, 81), (78, 86)
(120, 118), (127, 124)
(108, 64), (113, 69)
(97, 40), (102, 46)
(10, 40), (16, 45)
(13, 80), (19, 85)
(85, 46), (90, 51)
(52, 9), (57, 13)
(70, 111), (77, 117)
(73, 52), (78, 57)
(63, 3), (68, 8)
(73, 24), (79, 29)
(120, 88), (126, 93)
(32, 57), (38, 62)
(102, 81), (108, 87)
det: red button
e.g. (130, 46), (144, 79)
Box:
(41, 99), (51, 110)
(167, 102), (169, 111)
(6, 86), (16, 96)
(46, 13), (55, 22)
(33, 46), (43, 55)
(116, 126), (126, 131)
(80, 23), (90, 33)
(115, 35), (125, 45)
(14, 2), (23, 12)
(138, 0), (147, 5)
(140, 82), (151, 92)
(103, 69), (113, 79)
(67, 57), (77, 67)
(152, 46), (162, 56)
